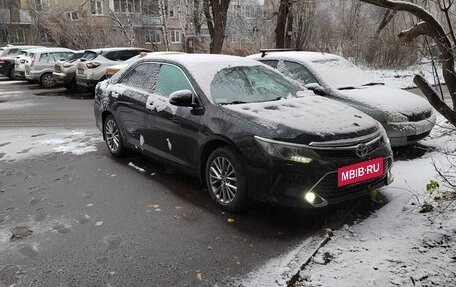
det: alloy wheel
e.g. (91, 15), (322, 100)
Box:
(209, 156), (238, 204)
(105, 119), (120, 152)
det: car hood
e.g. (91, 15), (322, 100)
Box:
(222, 96), (379, 144)
(336, 85), (432, 120)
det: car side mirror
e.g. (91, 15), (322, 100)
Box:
(305, 83), (326, 95)
(169, 90), (197, 108)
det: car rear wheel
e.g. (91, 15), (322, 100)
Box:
(206, 147), (248, 211)
(40, 73), (56, 88)
(9, 68), (21, 80)
(103, 115), (125, 157)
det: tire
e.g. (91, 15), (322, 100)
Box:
(40, 73), (56, 88)
(205, 146), (248, 212)
(9, 67), (21, 80)
(103, 115), (125, 157)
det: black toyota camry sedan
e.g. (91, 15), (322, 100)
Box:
(94, 54), (394, 211)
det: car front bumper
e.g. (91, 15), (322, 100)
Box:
(76, 76), (99, 89)
(384, 112), (436, 147)
(25, 70), (41, 81)
(244, 142), (394, 208)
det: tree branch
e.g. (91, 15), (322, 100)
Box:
(414, 75), (456, 125)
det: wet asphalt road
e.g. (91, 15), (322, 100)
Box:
(0, 77), (411, 286)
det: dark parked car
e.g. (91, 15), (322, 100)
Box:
(94, 54), (394, 211)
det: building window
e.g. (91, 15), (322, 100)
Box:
(145, 30), (161, 44)
(66, 11), (79, 21)
(35, 0), (49, 12)
(114, 0), (142, 13)
(170, 30), (180, 43)
(2, 29), (26, 44)
(169, 5), (178, 18)
(91, 0), (103, 15)
(40, 30), (53, 43)
(143, 3), (158, 16)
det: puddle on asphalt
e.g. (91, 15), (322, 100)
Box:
(393, 143), (435, 161)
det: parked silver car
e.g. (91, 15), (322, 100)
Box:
(53, 50), (86, 91)
(248, 51), (436, 147)
(76, 47), (150, 90)
(25, 47), (75, 87)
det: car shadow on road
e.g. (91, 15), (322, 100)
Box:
(393, 143), (435, 161)
(107, 147), (388, 240)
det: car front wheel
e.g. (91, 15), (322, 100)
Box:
(103, 115), (125, 157)
(206, 146), (248, 212)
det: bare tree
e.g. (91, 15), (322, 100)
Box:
(275, 0), (293, 48)
(158, 0), (170, 51)
(203, 0), (231, 54)
(360, 0), (456, 126)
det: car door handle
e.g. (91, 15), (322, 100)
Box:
(112, 92), (120, 98)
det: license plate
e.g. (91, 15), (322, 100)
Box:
(338, 157), (384, 187)
(78, 69), (84, 74)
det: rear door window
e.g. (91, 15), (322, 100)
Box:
(260, 60), (279, 69)
(39, 53), (52, 63)
(118, 50), (139, 61)
(120, 62), (160, 93)
(104, 51), (119, 61)
(154, 64), (194, 98)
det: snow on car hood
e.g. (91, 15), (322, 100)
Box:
(336, 85), (432, 118)
(223, 96), (379, 141)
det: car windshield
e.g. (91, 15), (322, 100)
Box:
(210, 65), (304, 105)
(309, 58), (373, 89)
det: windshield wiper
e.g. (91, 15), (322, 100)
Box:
(338, 86), (357, 90)
(362, 82), (385, 86)
(221, 101), (248, 105)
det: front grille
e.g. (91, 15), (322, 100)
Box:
(314, 136), (383, 158)
(408, 111), (432, 122)
(312, 157), (390, 202)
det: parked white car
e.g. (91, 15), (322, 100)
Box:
(52, 50), (86, 90)
(76, 47), (150, 90)
(0, 45), (43, 79)
(248, 51), (436, 147)
(25, 47), (75, 87)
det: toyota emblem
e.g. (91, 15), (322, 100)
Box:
(355, 144), (368, 158)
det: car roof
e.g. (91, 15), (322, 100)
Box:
(248, 51), (343, 63)
(25, 47), (74, 53)
(142, 53), (259, 66)
(86, 47), (151, 53)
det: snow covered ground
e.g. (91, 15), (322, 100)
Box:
(239, 115), (456, 286)
(365, 62), (445, 90)
(0, 128), (101, 162)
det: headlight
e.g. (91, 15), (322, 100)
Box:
(385, 113), (408, 123)
(377, 123), (391, 146)
(254, 136), (315, 163)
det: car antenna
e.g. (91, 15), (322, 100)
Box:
(259, 48), (294, 58)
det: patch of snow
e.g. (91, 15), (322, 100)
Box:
(0, 128), (101, 161)
(166, 138), (172, 151)
(140, 134), (145, 147)
(146, 94), (177, 113)
(128, 162), (145, 173)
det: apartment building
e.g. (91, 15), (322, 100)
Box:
(0, 0), (189, 51)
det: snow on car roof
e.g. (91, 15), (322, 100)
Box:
(249, 51), (342, 62)
(141, 54), (267, 99)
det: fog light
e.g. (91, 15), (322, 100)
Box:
(387, 169), (394, 184)
(305, 192), (317, 204)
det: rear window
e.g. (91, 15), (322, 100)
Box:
(81, 51), (98, 61)
(6, 49), (19, 56)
